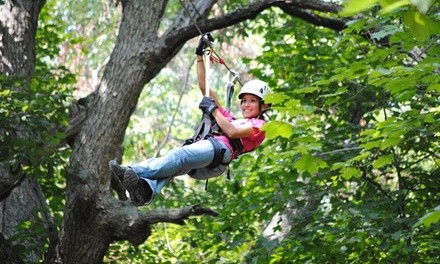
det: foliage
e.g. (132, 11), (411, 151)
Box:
(5, 0), (439, 262)
(246, 1), (440, 263)
(49, 0), (121, 97)
(341, 0), (439, 42)
(33, 0), (76, 206)
(0, 1), (74, 178)
(0, 0), (74, 258)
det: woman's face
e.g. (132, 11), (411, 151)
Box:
(240, 94), (262, 118)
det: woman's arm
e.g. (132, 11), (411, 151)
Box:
(196, 54), (253, 138)
(211, 109), (254, 139)
(196, 55), (222, 108)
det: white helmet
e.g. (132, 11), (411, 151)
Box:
(238, 80), (270, 101)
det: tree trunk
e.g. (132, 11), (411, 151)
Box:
(57, 0), (213, 262)
(263, 194), (321, 241)
(0, 233), (24, 264)
(0, 0), (44, 76)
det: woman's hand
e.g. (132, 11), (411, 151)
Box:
(199, 96), (218, 115)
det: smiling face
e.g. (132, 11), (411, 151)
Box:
(240, 93), (265, 118)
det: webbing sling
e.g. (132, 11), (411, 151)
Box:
(184, 72), (242, 167)
(184, 114), (223, 176)
(184, 45), (215, 142)
(183, 43), (224, 167)
(206, 137), (226, 168)
(184, 112), (216, 146)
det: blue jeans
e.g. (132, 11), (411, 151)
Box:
(129, 139), (231, 203)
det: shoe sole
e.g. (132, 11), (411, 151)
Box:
(123, 169), (147, 206)
(109, 160), (125, 183)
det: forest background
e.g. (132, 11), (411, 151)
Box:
(0, 0), (439, 263)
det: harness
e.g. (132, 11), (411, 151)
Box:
(179, 1), (246, 180)
(183, 77), (242, 170)
(183, 38), (243, 172)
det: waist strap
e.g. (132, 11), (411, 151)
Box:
(207, 137), (227, 168)
(229, 138), (243, 157)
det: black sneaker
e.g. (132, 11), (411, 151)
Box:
(123, 168), (151, 206)
(109, 160), (126, 183)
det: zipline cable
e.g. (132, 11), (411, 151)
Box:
(179, 0), (204, 35)
(179, 0), (243, 86)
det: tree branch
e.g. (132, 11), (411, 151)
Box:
(143, 204), (219, 225)
(164, 0), (346, 52)
(190, 0), (345, 35)
(109, 203), (217, 245)
(275, 2), (346, 31)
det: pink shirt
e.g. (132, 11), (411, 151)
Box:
(214, 108), (266, 160)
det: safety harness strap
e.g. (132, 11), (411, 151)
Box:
(184, 113), (211, 145)
(184, 119), (226, 167)
(206, 137), (227, 168)
(229, 138), (243, 157)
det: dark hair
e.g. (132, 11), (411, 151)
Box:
(258, 100), (270, 120)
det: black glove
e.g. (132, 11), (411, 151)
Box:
(199, 96), (218, 115)
(195, 33), (214, 55)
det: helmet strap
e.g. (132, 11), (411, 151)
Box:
(257, 100), (270, 120)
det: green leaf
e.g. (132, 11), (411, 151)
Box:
(284, 99), (301, 108)
(264, 92), (287, 104)
(384, 77), (416, 95)
(294, 86), (320, 94)
(261, 121), (293, 139)
(0, 89), (11, 97)
(422, 113), (435, 123)
(379, 0), (411, 14)
(380, 136), (402, 150)
(372, 155), (393, 169)
(403, 10), (432, 41)
(345, 18), (368, 33)
(331, 162), (345, 171)
(428, 83), (440, 92)
(370, 25), (403, 40)
(294, 155), (310, 172)
(340, 0), (378, 17)
(294, 155), (323, 174)
(316, 157), (328, 170)
(341, 166), (362, 180)
(413, 205), (440, 228)
(351, 151), (371, 162)
(361, 140), (381, 150)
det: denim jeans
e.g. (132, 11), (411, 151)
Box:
(129, 139), (231, 202)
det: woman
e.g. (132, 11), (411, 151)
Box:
(109, 35), (271, 206)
